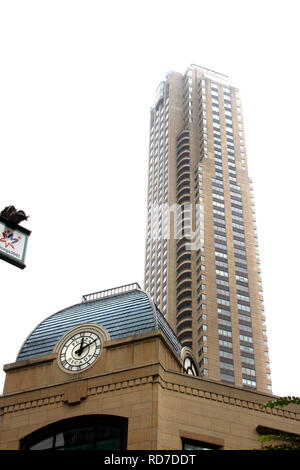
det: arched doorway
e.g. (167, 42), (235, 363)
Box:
(20, 415), (128, 450)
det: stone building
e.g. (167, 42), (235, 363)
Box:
(0, 283), (299, 450)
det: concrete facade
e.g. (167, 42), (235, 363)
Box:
(144, 65), (272, 394)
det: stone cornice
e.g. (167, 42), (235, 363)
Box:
(156, 375), (300, 422)
(1, 367), (299, 425)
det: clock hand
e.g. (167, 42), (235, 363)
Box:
(80, 338), (98, 352)
(75, 337), (85, 357)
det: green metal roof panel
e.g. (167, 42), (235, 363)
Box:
(17, 287), (182, 361)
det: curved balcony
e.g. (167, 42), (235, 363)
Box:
(177, 157), (190, 171)
(176, 214), (192, 231)
(177, 320), (193, 334)
(177, 139), (189, 151)
(177, 130), (190, 140)
(177, 195), (191, 206)
(177, 139), (190, 152)
(176, 262), (191, 276)
(177, 237), (190, 249)
(177, 330), (193, 343)
(180, 341), (192, 349)
(177, 145), (190, 157)
(177, 164), (190, 179)
(177, 299), (192, 313)
(177, 252), (191, 265)
(176, 213), (192, 225)
(176, 280), (192, 293)
(177, 130), (190, 144)
(176, 310), (192, 323)
(176, 244), (190, 258)
(177, 271), (192, 286)
(178, 129), (189, 137)
(177, 187), (190, 201)
(177, 180), (190, 194)
(176, 241), (186, 253)
(177, 172), (190, 186)
(177, 132), (190, 146)
(177, 290), (192, 305)
(177, 144), (189, 156)
(177, 132), (190, 172)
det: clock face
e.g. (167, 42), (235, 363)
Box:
(184, 356), (198, 376)
(59, 330), (102, 372)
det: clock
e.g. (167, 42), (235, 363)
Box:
(54, 323), (110, 373)
(181, 347), (199, 376)
(183, 356), (198, 376)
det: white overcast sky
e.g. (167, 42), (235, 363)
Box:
(0, 0), (299, 397)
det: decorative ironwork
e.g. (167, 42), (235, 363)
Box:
(82, 282), (141, 302)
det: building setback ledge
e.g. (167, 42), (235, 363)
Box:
(256, 424), (300, 438)
(3, 354), (57, 372)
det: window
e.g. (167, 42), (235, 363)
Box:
(240, 334), (253, 343)
(242, 378), (256, 387)
(242, 367), (256, 377)
(218, 328), (232, 337)
(220, 372), (234, 383)
(20, 415), (128, 451)
(182, 438), (221, 450)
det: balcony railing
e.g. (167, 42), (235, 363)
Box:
(82, 282), (141, 302)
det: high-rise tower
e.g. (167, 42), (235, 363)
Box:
(144, 65), (271, 394)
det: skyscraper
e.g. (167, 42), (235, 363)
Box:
(144, 64), (271, 394)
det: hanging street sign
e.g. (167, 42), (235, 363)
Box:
(0, 215), (31, 269)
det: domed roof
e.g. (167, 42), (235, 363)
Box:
(17, 283), (182, 362)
